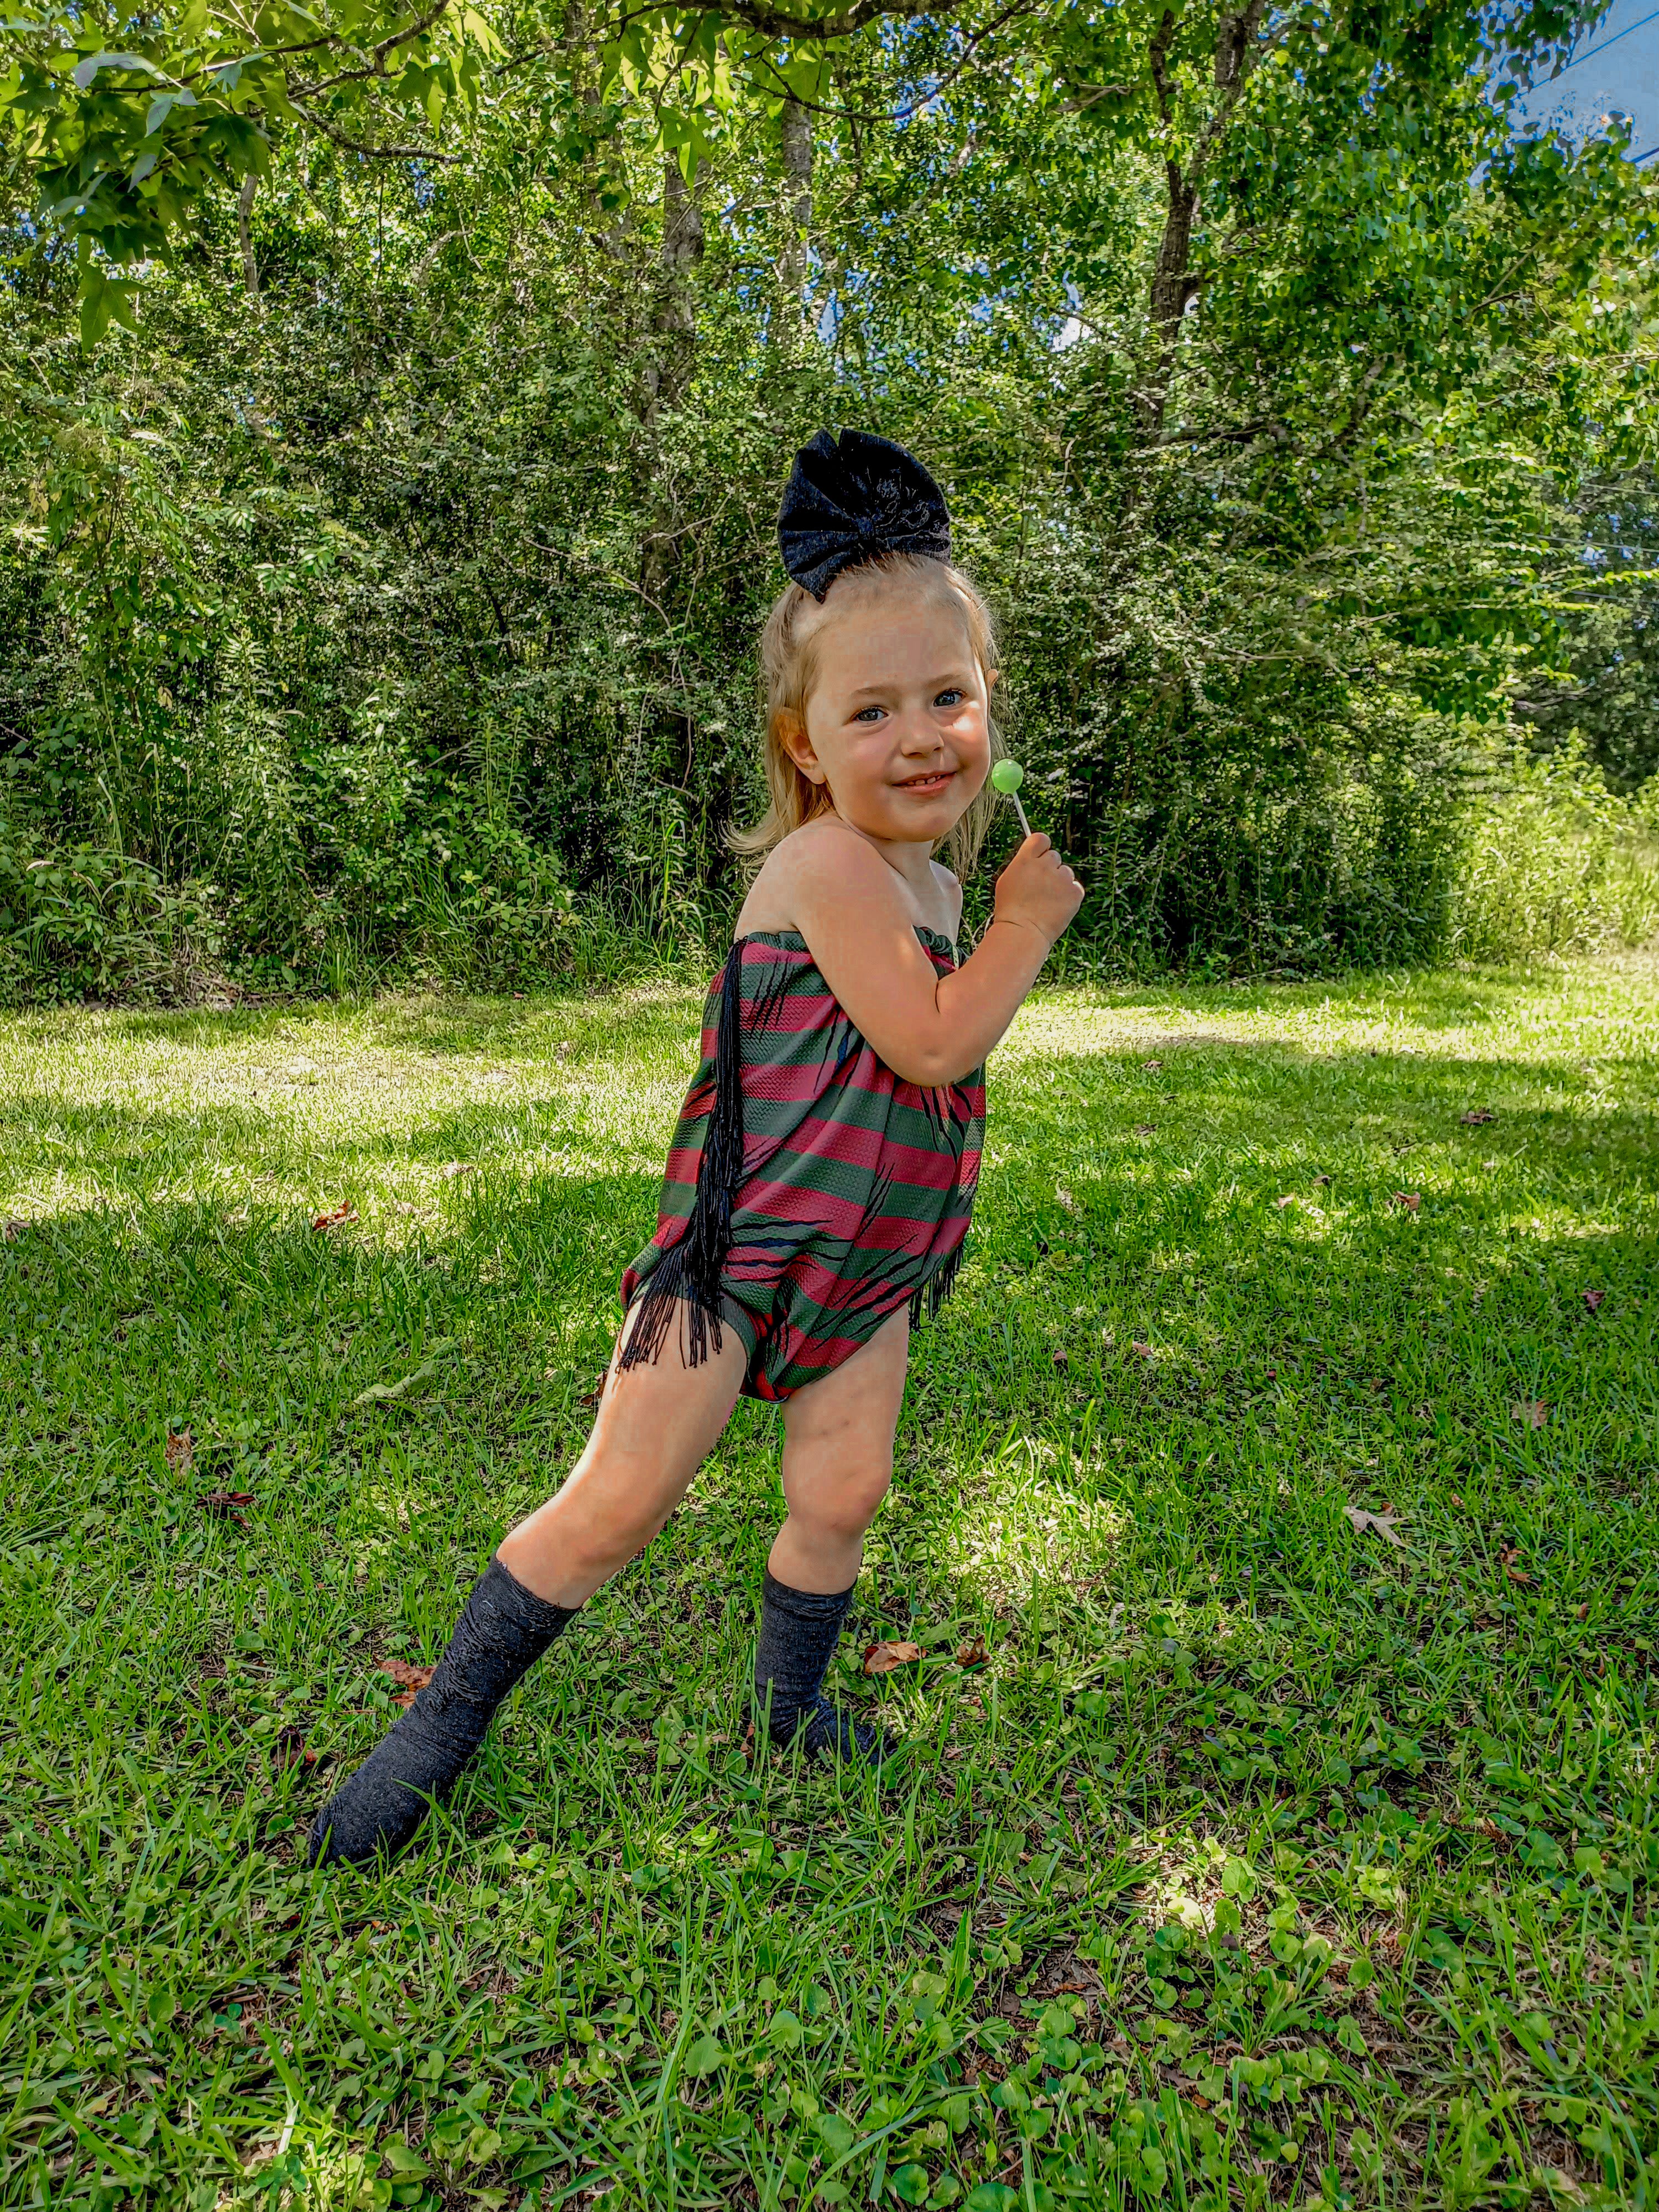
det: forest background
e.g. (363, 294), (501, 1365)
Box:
(3, 0), (1659, 1001)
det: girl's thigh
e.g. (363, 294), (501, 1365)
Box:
(497, 1296), (749, 1604)
(779, 1303), (910, 1502)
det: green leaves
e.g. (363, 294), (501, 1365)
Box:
(72, 51), (170, 89)
(77, 264), (139, 348)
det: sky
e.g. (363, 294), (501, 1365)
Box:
(1511, 0), (1659, 161)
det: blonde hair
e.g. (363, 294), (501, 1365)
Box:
(728, 551), (1004, 878)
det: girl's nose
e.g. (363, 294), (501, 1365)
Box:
(895, 708), (941, 752)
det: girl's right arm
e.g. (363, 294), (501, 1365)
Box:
(784, 830), (1083, 1086)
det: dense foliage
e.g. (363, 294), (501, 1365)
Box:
(2, 0), (1657, 995)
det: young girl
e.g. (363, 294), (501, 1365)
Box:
(310, 430), (1082, 1867)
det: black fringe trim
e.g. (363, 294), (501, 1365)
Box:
(619, 945), (748, 1375)
(909, 1235), (966, 1329)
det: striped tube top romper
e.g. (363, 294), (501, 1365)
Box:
(619, 926), (985, 1401)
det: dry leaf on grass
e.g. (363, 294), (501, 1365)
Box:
(311, 1202), (358, 1232)
(1460, 1109), (1495, 1125)
(1511, 1399), (1550, 1429)
(1343, 1504), (1406, 1550)
(2, 1218), (23, 1241)
(1501, 1548), (1533, 1586)
(862, 1641), (923, 1676)
(1141, 1059), (1163, 1071)
(273, 1725), (316, 1773)
(1582, 1289), (1604, 1313)
(956, 1635), (989, 1670)
(1274, 1194), (1295, 1209)
(1051, 1348), (1069, 1370)
(1130, 1340), (1155, 1359)
(577, 1371), (607, 1410)
(1391, 1192), (1421, 1213)
(200, 1489), (254, 1526)
(379, 1660), (435, 1709)
(1131, 1123), (1157, 1136)
(165, 1428), (194, 1472)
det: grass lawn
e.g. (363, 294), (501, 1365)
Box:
(2, 958), (1656, 2212)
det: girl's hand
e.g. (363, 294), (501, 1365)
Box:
(993, 833), (1084, 948)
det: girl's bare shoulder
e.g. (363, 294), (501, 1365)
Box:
(734, 820), (894, 934)
(927, 857), (964, 941)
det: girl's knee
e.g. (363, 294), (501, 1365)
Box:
(789, 1462), (891, 1543)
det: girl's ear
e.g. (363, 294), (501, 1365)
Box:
(986, 667), (1001, 690)
(775, 709), (826, 785)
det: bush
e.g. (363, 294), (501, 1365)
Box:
(0, 817), (223, 1004)
(1448, 740), (1659, 962)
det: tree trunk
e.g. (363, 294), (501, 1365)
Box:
(775, 98), (813, 348)
(238, 173), (260, 305)
(1135, 0), (1266, 440)
(639, 155), (705, 604)
(639, 155), (704, 433)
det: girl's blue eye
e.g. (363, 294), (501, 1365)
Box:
(935, 688), (964, 708)
(853, 706), (885, 722)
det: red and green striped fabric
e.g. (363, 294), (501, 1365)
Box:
(620, 927), (984, 1400)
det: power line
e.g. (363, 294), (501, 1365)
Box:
(1551, 5), (1659, 77)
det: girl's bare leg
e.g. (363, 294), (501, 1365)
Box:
(769, 1305), (909, 1591)
(497, 1304), (751, 1606)
(310, 1302), (748, 1866)
(753, 1307), (910, 1764)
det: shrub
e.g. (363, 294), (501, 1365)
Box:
(1448, 740), (1659, 962)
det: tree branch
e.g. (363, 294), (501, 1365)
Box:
(288, 99), (457, 159)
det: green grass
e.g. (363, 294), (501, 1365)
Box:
(2, 959), (1657, 2212)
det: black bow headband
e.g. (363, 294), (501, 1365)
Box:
(778, 428), (951, 601)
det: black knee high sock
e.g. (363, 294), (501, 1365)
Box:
(309, 1558), (576, 1869)
(753, 1571), (891, 1765)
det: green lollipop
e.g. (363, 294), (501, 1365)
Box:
(990, 757), (1032, 838)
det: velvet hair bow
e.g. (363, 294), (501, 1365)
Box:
(778, 428), (951, 601)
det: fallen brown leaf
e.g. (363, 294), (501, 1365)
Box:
(1343, 1504), (1406, 1550)
(577, 1371), (607, 1410)
(379, 1659), (435, 1709)
(1460, 1109), (1495, 1125)
(1501, 1547), (1532, 1586)
(956, 1635), (989, 1670)
(1391, 1192), (1421, 1213)
(1274, 1194), (1295, 1209)
(165, 1427), (194, 1472)
(1130, 1340), (1155, 1359)
(1575, 1602), (1590, 1621)
(1582, 1288), (1604, 1313)
(1051, 1347), (1069, 1370)
(862, 1640), (924, 1676)
(1, 1218), (23, 1241)
(200, 1489), (254, 1526)
(1141, 1059), (1163, 1071)
(311, 1202), (358, 1232)
(273, 1725), (316, 1773)
(1511, 1399), (1550, 1430)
